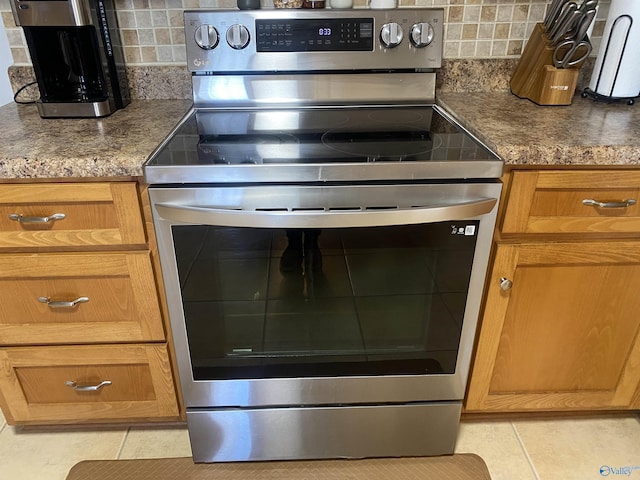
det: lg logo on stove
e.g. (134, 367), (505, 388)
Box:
(193, 58), (211, 67)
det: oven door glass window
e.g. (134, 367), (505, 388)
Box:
(173, 222), (478, 380)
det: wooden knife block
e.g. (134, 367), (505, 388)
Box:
(510, 23), (581, 106)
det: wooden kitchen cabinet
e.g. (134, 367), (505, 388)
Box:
(0, 182), (146, 249)
(634, 383), (640, 409)
(466, 170), (640, 412)
(0, 344), (177, 423)
(0, 181), (180, 425)
(0, 252), (164, 345)
(466, 240), (640, 411)
(500, 170), (640, 235)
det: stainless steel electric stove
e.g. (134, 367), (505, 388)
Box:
(145, 8), (503, 463)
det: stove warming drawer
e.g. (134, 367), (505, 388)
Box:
(187, 403), (462, 462)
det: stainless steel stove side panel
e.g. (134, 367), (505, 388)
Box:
(149, 182), (501, 409)
(192, 73), (437, 107)
(187, 403), (462, 462)
(184, 9), (443, 74)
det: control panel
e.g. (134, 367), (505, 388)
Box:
(184, 9), (443, 73)
(255, 18), (374, 52)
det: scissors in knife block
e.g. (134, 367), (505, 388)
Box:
(553, 38), (592, 68)
(551, 6), (596, 68)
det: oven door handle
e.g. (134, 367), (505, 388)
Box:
(154, 198), (497, 228)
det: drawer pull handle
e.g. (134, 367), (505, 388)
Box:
(8, 212), (66, 224)
(65, 380), (112, 392)
(38, 296), (89, 308)
(582, 199), (637, 209)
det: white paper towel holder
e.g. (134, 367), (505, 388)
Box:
(582, 9), (639, 105)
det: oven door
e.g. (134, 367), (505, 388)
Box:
(150, 182), (500, 408)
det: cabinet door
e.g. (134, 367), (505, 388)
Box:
(633, 384), (640, 409)
(466, 240), (640, 412)
(501, 171), (640, 235)
(0, 252), (165, 344)
(0, 344), (179, 424)
(0, 182), (146, 249)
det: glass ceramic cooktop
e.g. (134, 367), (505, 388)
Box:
(144, 105), (502, 184)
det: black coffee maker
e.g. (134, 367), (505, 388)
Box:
(11, 0), (130, 118)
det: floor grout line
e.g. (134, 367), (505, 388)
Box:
(511, 421), (542, 480)
(115, 427), (131, 460)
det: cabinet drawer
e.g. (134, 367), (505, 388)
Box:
(0, 252), (165, 345)
(502, 171), (640, 235)
(0, 344), (179, 424)
(0, 183), (146, 249)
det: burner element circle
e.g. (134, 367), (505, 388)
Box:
(198, 132), (301, 165)
(321, 123), (442, 160)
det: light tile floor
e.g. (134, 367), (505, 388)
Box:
(1, 408), (639, 480)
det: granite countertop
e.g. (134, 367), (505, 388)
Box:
(0, 99), (192, 180)
(1, 91), (639, 180)
(438, 92), (640, 167)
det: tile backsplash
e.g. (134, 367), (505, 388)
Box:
(0, 0), (610, 66)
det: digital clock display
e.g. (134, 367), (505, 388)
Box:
(256, 18), (373, 52)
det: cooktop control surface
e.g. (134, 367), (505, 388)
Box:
(184, 9), (443, 73)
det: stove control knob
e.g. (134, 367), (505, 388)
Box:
(194, 24), (219, 50)
(410, 22), (435, 48)
(226, 24), (251, 50)
(380, 22), (403, 48)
